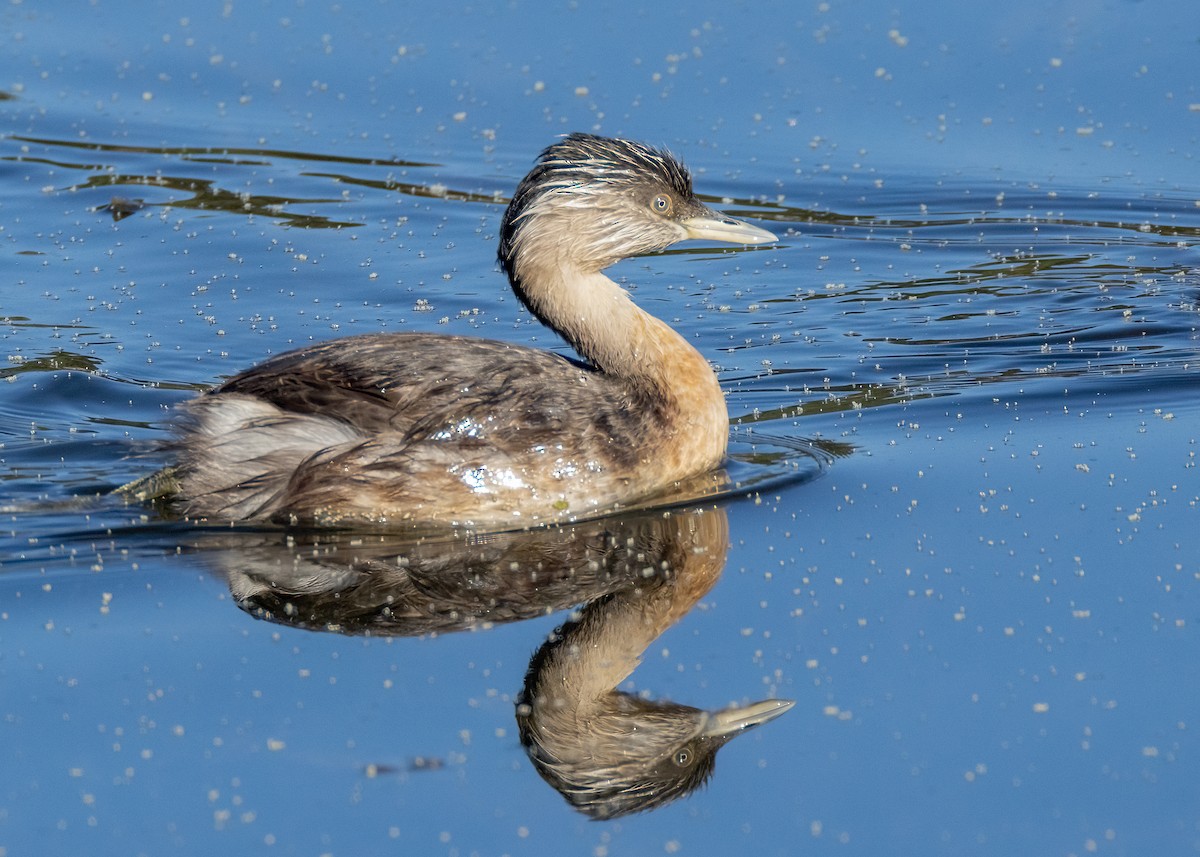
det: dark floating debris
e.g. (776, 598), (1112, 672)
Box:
(361, 757), (445, 778)
(99, 196), (146, 221)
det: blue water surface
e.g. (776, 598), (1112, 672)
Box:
(2, 1), (1198, 855)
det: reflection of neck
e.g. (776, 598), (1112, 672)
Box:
(521, 507), (729, 735)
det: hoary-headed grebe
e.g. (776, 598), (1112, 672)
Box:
(143, 133), (776, 528)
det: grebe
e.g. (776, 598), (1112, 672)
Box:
(144, 133), (776, 527)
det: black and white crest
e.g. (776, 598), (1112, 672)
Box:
(529, 132), (692, 199)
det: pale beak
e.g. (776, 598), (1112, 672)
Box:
(681, 210), (778, 246)
(700, 698), (795, 738)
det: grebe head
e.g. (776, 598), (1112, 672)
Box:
(498, 133), (776, 281)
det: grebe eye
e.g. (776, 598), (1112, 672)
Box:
(652, 194), (671, 214)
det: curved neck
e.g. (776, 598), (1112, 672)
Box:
(508, 256), (729, 476)
(525, 508), (728, 715)
(512, 262), (706, 392)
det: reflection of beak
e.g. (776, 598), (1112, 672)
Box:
(700, 698), (795, 738)
(681, 210), (778, 245)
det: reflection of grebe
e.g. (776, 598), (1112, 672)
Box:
(204, 505), (793, 819)
(138, 134), (776, 528)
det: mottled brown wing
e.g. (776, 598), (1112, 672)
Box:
(211, 331), (604, 437)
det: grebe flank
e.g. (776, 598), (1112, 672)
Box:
(136, 133), (777, 528)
